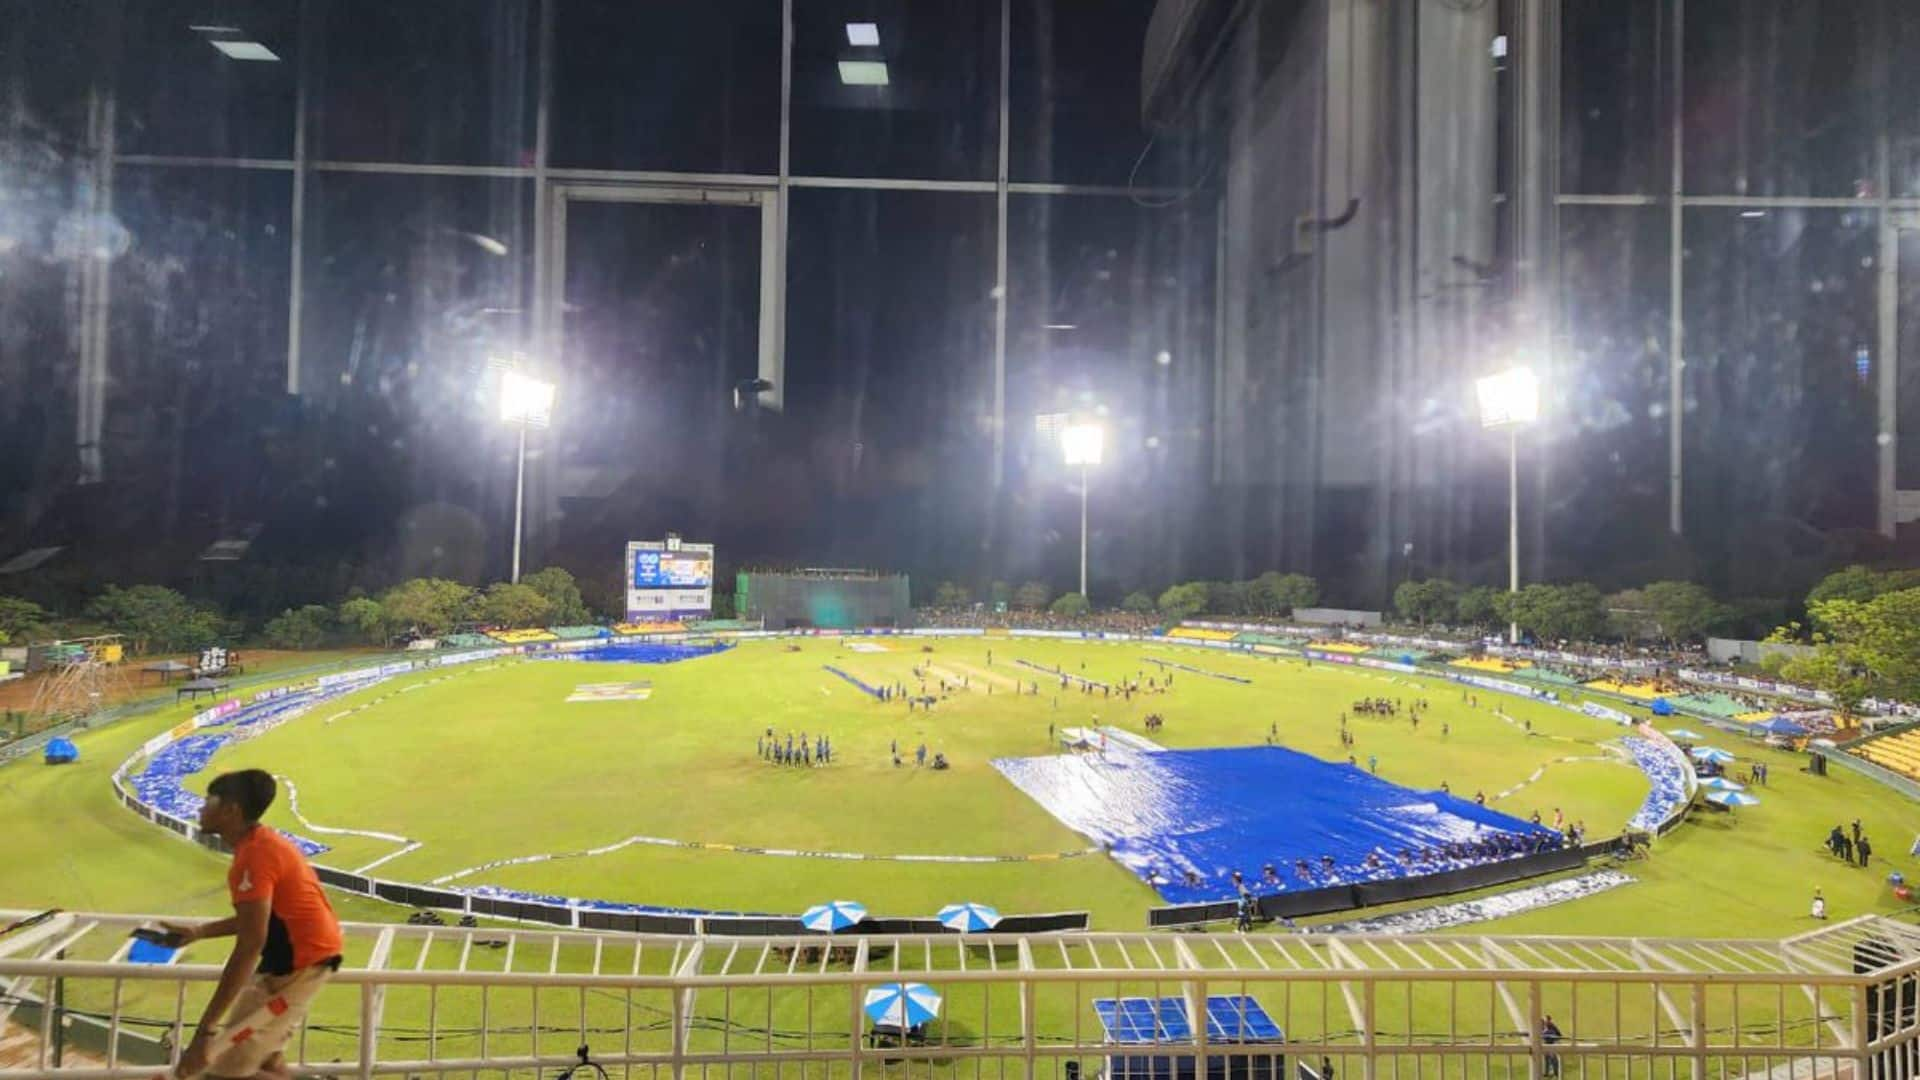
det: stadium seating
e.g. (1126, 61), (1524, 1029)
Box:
(614, 621), (684, 636)
(442, 632), (497, 648)
(1668, 692), (1747, 718)
(1450, 656), (1527, 674)
(487, 628), (559, 644)
(1734, 711), (1774, 724)
(1581, 678), (1663, 701)
(1231, 632), (1308, 648)
(1851, 729), (1920, 781)
(551, 625), (609, 640)
(1310, 641), (1372, 655)
(1511, 667), (1583, 687)
(1167, 627), (1236, 642)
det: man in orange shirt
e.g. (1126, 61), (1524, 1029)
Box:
(159, 769), (343, 1080)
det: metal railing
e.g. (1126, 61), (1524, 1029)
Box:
(7, 909), (1920, 1080)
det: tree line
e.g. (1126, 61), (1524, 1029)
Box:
(0, 568), (597, 654)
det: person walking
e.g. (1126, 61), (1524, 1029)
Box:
(158, 769), (343, 1080)
(1540, 1015), (1563, 1077)
(1859, 834), (1873, 868)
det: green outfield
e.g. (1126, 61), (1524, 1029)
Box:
(6, 636), (1918, 939)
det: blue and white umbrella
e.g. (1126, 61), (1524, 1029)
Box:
(1689, 746), (1735, 765)
(800, 900), (868, 933)
(1707, 790), (1760, 808)
(1666, 729), (1705, 741)
(1698, 777), (1745, 793)
(937, 902), (1002, 933)
(863, 982), (942, 1028)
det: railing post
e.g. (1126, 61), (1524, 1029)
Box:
(1361, 976), (1375, 1080)
(1855, 981), (1874, 1080)
(1526, 980), (1541, 1080)
(1690, 981), (1707, 1080)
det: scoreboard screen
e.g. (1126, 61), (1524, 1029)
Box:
(625, 539), (714, 620)
(633, 550), (711, 589)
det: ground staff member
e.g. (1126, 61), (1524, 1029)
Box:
(158, 769), (343, 1080)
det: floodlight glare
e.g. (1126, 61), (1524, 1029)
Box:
(845, 22), (880, 46)
(499, 371), (556, 428)
(1476, 366), (1539, 428)
(1060, 423), (1104, 467)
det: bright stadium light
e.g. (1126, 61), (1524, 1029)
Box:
(1476, 366), (1539, 645)
(498, 369), (556, 584)
(1476, 366), (1539, 430)
(1060, 422), (1103, 467)
(1059, 421), (1104, 600)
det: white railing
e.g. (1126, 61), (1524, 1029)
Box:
(8, 910), (1920, 1080)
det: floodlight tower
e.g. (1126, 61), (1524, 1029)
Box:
(1060, 422), (1104, 601)
(499, 369), (556, 584)
(1476, 367), (1540, 646)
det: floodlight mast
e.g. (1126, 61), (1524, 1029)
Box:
(498, 369), (556, 584)
(1476, 367), (1539, 646)
(1060, 423), (1103, 600)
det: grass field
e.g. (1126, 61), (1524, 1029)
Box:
(9, 636), (1920, 1073)
(9, 637), (1918, 938)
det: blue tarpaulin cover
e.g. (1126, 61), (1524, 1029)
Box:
(993, 744), (1558, 903)
(43, 737), (78, 763)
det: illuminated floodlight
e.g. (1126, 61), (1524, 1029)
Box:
(1061, 423), (1104, 467)
(838, 60), (890, 86)
(1476, 366), (1539, 429)
(499, 371), (556, 428)
(210, 40), (280, 61)
(846, 22), (880, 46)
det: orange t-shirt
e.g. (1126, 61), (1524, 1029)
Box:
(228, 826), (343, 973)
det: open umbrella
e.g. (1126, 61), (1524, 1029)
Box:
(1698, 777), (1745, 792)
(1689, 746), (1735, 765)
(1667, 729), (1705, 741)
(864, 982), (942, 1028)
(800, 900), (868, 933)
(1707, 790), (1760, 808)
(1755, 717), (1809, 737)
(937, 902), (1002, 933)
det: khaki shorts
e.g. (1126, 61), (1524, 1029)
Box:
(206, 963), (335, 1078)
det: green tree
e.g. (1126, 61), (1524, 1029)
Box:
(0, 595), (49, 643)
(1157, 582), (1208, 621)
(989, 581), (1013, 610)
(1014, 580), (1052, 611)
(379, 578), (476, 637)
(520, 567), (591, 625)
(83, 585), (225, 654)
(1454, 586), (1500, 628)
(1502, 583), (1607, 643)
(1269, 573), (1320, 615)
(1641, 580), (1721, 643)
(1604, 589), (1659, 642)
(1779, 587), (1920, 709)
(1205, 581), (1246, 616)
(1121, 590), (1156, 614)
(337, 596), (389, 644)
(1050, 592), (1090, 617)
(1394, 579), (1459, 625)
(477, 582), (555, 629)
(932, 581), (971, 608)
(263, 605), (334, 650)
(1807, 565), (1920, 607)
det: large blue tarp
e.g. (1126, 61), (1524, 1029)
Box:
(993, 744), (1560, 904)
(556, 641), (731, 664)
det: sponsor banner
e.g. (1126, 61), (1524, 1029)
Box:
(1354, 657), (1418, 674)
(1251, 643), (1299, 656)
(909, 627), (986, 637)
(1581, 701), (1634, 726)
(1305, 649), (1357, 665)
(1009, 629), (1086, 639)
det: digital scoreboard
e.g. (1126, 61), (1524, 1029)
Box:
(625, 538), (714, 621)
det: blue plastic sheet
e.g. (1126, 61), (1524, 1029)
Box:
(993, 745), (1559, 903)
(558, 641), (731, 664)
